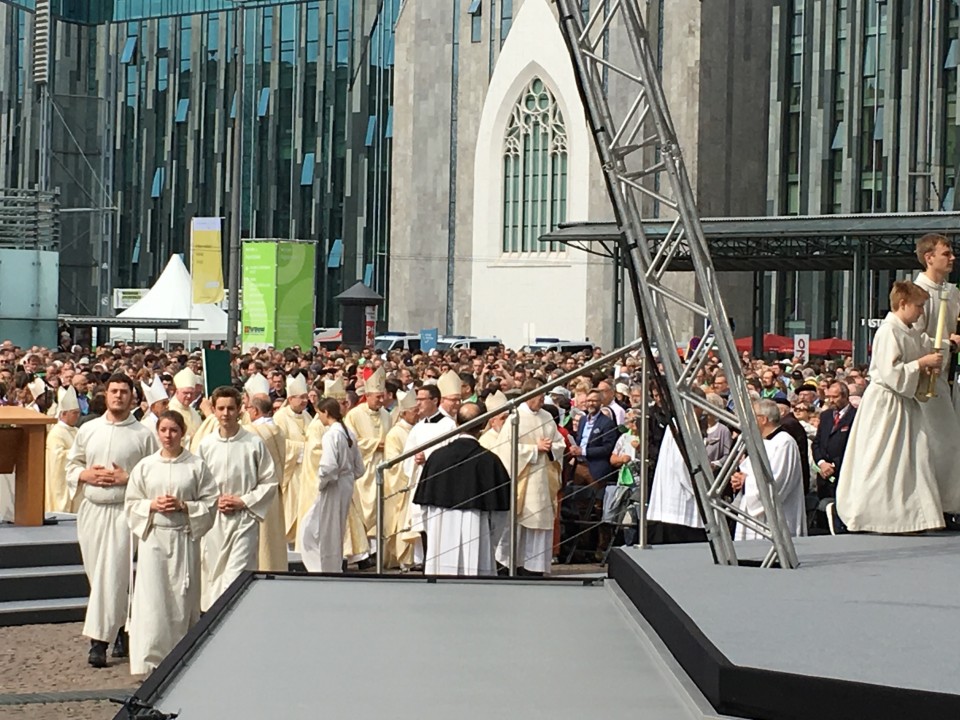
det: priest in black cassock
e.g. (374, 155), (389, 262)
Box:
(413, 402), (511, 576)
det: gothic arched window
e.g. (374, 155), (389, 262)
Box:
(502, 77), (567, 253)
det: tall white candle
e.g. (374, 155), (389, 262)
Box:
(935, 285), (949, 349)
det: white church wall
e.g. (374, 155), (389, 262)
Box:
(468, 0), (594, 349)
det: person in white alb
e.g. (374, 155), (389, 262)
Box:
(66, 374), (158, 668)
(646, 418), (707, 545)
(197, 386), (278, 610)
(732, 399), (806, 541)
(125, 410), (218, 676)
(300, 397), (365, 573)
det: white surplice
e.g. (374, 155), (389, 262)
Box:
(45, 420), (78, 513)
(399, 411), (457, 564)
(913, 273), (960, 512)
(837, 313), (945, 533)
(65, 415), (158, 643)
(734, 430), (807, 541)
(299, 423), (365, 573)
(125, 450), (217, 675)
(646, 428), (703, 529)
(197, 428), (277, 610)
(422, 507), (497, 576)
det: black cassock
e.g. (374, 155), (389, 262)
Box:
(413, 437), (511, 512)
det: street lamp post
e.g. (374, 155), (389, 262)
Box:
(226, 1), (246, 349)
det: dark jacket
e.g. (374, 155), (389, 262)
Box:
(779, 414), (811, 494)
(812, 405), (856, 498)
(573, 410), (620, 484)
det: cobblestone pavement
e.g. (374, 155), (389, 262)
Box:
(0, 563), (604, 719)
(0, 623), (138, 720)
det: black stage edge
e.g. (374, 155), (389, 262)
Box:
(608, 548), (960, 720)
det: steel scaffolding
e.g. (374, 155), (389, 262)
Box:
(555, 0), (799, 568)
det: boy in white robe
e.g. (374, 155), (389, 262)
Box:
(66, 374), (158, 668)
(732, 399), (807, 541)
(197, 386), (278, 610)
(837, 281), (951, 533)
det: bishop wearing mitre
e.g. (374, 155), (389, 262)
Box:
(169, 369), (202, 445)
(381, 389), (419, 568)
(494, 379), (565, 575)
(139, 376), (169, 436)
(344, 367), (392, 554)
(243, 373), (288, 571)
(273, 373), (311, 543)
(45, 386), (81, 513)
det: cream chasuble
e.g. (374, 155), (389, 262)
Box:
(381, 418), (412, 568)
(273, 405), (308, 542)
(295, 416), (326, 551)
(494, 404), (564, 574)
(344, 404), (392, 539)
(45, 421), (78, 513)
(246, 419), (289, 571)
(168, 398), (202, 446)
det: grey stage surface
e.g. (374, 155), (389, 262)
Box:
(618, 533), (960, 695)
(143, 576), (725, 720)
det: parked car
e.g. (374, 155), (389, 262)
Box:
(313, 327), (343, 349)
(436, 335), (503, 353)
(522, 337), (596, 355)
(374, 332), (421, 353)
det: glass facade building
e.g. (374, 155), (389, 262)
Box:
(765, 0), (958, 339)
(0, 0), (398, 323)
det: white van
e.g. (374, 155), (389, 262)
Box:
(437, 335), (503, 353)
(374, 332), (421, 353)
(522, 337), (596, 354)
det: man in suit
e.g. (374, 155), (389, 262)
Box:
(570, 389), (620, 487)
(813, 382), (856, 533)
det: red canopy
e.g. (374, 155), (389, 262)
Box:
(809, 337), (852, 357)
(734, 333), (794, 354)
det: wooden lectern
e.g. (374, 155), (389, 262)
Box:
(0, 407), (56, 526)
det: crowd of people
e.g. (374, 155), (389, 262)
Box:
(1, 233), (958, 678)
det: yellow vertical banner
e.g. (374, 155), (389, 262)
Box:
(190, 217), (225, 304)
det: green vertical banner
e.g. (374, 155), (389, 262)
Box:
(241, 242), (278, 350)
(275, 242), (316, 349)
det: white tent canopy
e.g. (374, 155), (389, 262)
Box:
(114, 254), (227, 346)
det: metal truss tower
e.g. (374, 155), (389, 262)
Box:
(556, 0), (798, 568)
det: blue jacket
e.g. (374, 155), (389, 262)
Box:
(573, 411), (621, 484)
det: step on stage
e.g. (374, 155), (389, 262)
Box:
(610, 533), (960, 720)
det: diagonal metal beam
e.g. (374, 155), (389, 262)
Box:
(556, 0), (799, 568)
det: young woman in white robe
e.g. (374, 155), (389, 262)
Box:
(300, 397), (365, 573)
(125, 411), (218, 676)
(836, 282), (949, 533)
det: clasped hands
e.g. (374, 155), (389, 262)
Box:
(150, 495), (185, 514)
(217, 494), (246, 514)
(80, 463), (128, 487)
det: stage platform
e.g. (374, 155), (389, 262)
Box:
(125, 574), (732, 720)
(609, 533), (960, 720)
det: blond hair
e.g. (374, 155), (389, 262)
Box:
(889, 280), (929, 310)
(915, 233), (950, 268)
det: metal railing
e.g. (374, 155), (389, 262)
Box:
(374, 337), (649, 575)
